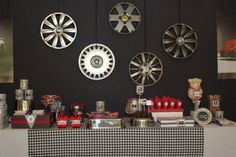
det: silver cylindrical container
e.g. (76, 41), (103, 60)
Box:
(0, 101), (6, 106)
(96, 101), (105, 113)
(133, 118), (152, 128)
(20, 79), (29, 90)
(0, 106), (7, 116)
(0, 116), (7, 129)
(0, 93), (6, 102)
(0, 93), (6, 99)
(0, 94), (6, 107)
(215, 111), (224, 119)
(15, 89), (24, 100)
(25, 89), (33, 100)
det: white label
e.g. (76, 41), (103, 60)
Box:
(138, 99), (147, 105)
(71, 120), (81, 125)
(25, 115), (36, 128)
(136, 85), (144, 94)
(22, 100), (28, 111)
(146, 100), (153, 106)
(57, 120), (67, 125)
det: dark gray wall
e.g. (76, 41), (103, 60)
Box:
(0, 0), (236, 120)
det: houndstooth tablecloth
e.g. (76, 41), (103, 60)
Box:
(28, 119), (204, 157)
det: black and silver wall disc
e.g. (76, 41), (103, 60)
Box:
(109, 2), (141, 34)
(40, 12), (77, 49)
(163, 23), (198, 59)
(129, 52), (163, 86)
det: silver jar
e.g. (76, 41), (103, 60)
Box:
(20, 79), (29, 90)
(15, 89), (24, 100)
(96, 101), (105, 113)
(24, 89), (33, 100)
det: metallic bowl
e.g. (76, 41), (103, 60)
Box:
(133, 118), (153, 128)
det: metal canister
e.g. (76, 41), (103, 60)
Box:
(96, 101), (105, 113)
(0, 93), (6, 99)
(15, 89), (24, 100)
(0, 106), (7, 116)
(133, 118), (153, 128)
(0, 115), (7, 129)
(215, 111), (224, 119)
(20, 79), (29, 90)
(25, 89), (33, 100)
(0, 94), (6, 107)
(0, 93), (6, 102)
(17, 100), (32, 111)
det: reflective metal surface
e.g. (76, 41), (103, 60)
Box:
(40, 12), (77, 49)
(0, 38), (5, 54)
(133, 118), (153, 128)
(109, 2), (141, 34)
(87, 118), (124, 129)
(129, 52), (163, 86)
(78, 43), (115, 80)
(163, 23), (198, 59)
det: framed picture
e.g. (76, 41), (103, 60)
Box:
(0, 15), (13, 83)
(217, 12), (236, 79)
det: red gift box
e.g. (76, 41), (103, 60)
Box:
(56, 116), (68, 128)
(70, 115), (82, 128)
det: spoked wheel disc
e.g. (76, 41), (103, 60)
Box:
(78, 43), (115, 80)
(109, 2), (141, 34)
(40, 12), (77, 49)
(129, 52), (163, 86)
(163, 23), (198, 59)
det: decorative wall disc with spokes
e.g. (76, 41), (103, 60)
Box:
(109, 2), (141, 34)
(129, 52), (163, 86)
(163, 23), (198, 59)
(78, 43), (115, 80)
(40, 12), (77, 49)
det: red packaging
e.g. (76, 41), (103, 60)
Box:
(70, 115), (82, 128)
(56, 116), (68, 128)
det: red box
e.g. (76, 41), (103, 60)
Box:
(11, 113), (53, 129)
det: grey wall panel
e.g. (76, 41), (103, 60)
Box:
(222, 0), (236, 11)
(0, 0), (8, 15)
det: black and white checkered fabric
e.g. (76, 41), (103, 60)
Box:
(28, 119), (203, 157)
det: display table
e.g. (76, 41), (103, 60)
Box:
(0, 127), (27, 157)
(28, 127), (203, 157)
(204, 124), (236, 157)
(1, 122), (236, 157)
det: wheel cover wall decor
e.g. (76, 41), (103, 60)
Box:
(163, 23), (198, 59)
(78, 43), (115, 80)
(129, 52), (163, 86)
(109, 2), (141, 34)
(40, 12), (77, 49)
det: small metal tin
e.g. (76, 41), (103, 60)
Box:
(0, 106), (7, 116)
(0, 116), (7, 129)
(0, 100), (6, 106)
(20, 79), (29, 90)
(17, 100), (32, 111)
(215, 111), (224, 119)
(96, 101), (105, 113)
(0, 93), (6, 102)
(88, 118), (124, 129)
(133, 118), (153, 128)
(15, 89), (24, 100)
(24, 89), (33, 100)
(193, 108), (212, 125)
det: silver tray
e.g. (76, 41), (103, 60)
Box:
(87, 118), (124, 129)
